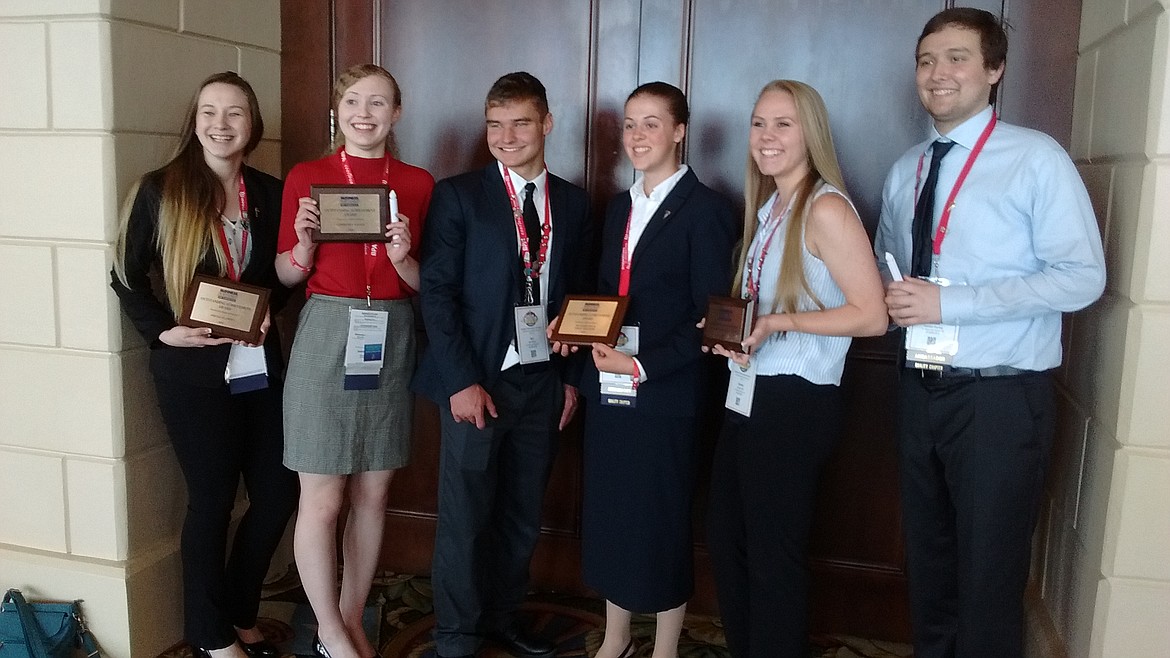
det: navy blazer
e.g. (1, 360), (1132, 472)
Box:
(111, 165), (288, 387)
(414, 163), (592, 403)
(580, 168), (736, 415)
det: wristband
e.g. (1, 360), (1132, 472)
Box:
(288, 250), (312, 273)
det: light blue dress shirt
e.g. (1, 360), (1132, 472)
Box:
(875, 106), (1106, 370)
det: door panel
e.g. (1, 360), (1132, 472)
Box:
(380, 0), (595, 184)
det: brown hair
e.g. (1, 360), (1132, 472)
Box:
(918, 8), (1008, 103)
(485, 71), (549, 116)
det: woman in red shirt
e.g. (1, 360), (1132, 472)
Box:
(275, 64), (434, 658)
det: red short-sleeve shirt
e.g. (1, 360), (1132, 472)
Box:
(279, 150), (435, 299)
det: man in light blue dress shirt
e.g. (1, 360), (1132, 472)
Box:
(875, 8), (1105, 658)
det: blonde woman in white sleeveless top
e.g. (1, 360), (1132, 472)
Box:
(705, 80), (887, 658)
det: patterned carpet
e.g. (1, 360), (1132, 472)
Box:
(159, 570), (911, 658)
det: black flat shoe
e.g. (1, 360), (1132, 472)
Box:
(241, 639), (280, 658)
(191, 649), (213, 658)
(485, 626), (555, 657)
(617, 639), (637, 658)
(313, 634), (334, 658)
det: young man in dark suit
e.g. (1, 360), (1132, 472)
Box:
(414, 71), (592, 658)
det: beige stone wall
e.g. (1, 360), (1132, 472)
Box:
(1031, 0), (1170, 656)
(0, 1), (280, 656)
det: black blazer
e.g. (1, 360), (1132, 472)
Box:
(110, 165), (288, 388)
(580, 168), (736, 415)
(413, 163), (592, 403)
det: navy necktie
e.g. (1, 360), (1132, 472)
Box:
(911, 140), (955, 278)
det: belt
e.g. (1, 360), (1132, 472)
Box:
(909, 364), (1027, 381)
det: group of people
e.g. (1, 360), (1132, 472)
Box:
(111, 7), (1104, 658)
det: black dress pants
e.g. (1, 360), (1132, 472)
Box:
(431, 367), (562, 657)
(707, 374), (843, 658)
(155, 379), (299, 650)
(898, 371), (1053, 658)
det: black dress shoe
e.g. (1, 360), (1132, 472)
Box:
(191, 649), (213, 658)
(617, 639), (637, 658)
(485, 626), (555, 657)
(240, 639), (280, 658)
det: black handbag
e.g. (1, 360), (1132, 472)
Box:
(0, 589), (100, 658)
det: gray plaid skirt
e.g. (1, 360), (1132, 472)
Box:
(283, 294), (415, 474)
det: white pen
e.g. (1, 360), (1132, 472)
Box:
(885, 251), (904, 282)
(388, 189), (400, 222)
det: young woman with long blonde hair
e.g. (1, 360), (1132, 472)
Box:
(706, 80), (887, 658)
(112, 71), (295, 658)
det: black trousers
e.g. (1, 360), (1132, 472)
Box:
(898, 371), (1053, 658)
(431, 367), (562, 656)
(155, 379), (299, 650)
(707, 375), (843, 658)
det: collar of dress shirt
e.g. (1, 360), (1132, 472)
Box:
(497, 160), (549, 204)
(930, 104), (994, 151)
(630, 164), (689, 203)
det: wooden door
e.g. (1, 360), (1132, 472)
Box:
(281, 0), (1080, 642)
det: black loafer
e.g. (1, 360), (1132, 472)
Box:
(485, 626), (555, 657)
(241, 639), (280, 658)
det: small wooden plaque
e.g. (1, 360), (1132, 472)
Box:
(550, 294), (630, 346)
(311, 184), (389, 242)
(179, 274), (270, 344)
(703, 295), (754, 351)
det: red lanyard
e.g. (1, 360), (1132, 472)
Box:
(501, 167), (552, 286)
(618, 206), (635, 296)
(913, 112), (997, 267)
(215, 172), (249, 281)
(744, 194), (793, 301)
(339, 149), (391, 304)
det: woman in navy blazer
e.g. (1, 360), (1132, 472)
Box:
(111, 72), (296, 658)
(579, 82), (736, 658)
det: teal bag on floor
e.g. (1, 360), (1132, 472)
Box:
(0, 589), (99, 658)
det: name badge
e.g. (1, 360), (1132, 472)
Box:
(613, 324), (639, 356)
(725, 358), (757, 417)
(514, 304), (550, 365)
(226, 344), (268, 394)
(344, 307), (388, 389)
(905, 323), (960, 369)
(600, 371), (637, 408)
(599, 325), (639, 407)
(904, 276), (960, 370)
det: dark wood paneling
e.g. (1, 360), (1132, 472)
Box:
(376, 0), (595, 184)
(685, 0), (941, 228)
(334, 0), (376, 71)
(280, 0), (333, 174)
(998, 0), (1082, 147)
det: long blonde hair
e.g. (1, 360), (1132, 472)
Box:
(113, 72), (263, 315)
(733, 80), (849, 314)
(329, 64), (402, 158)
